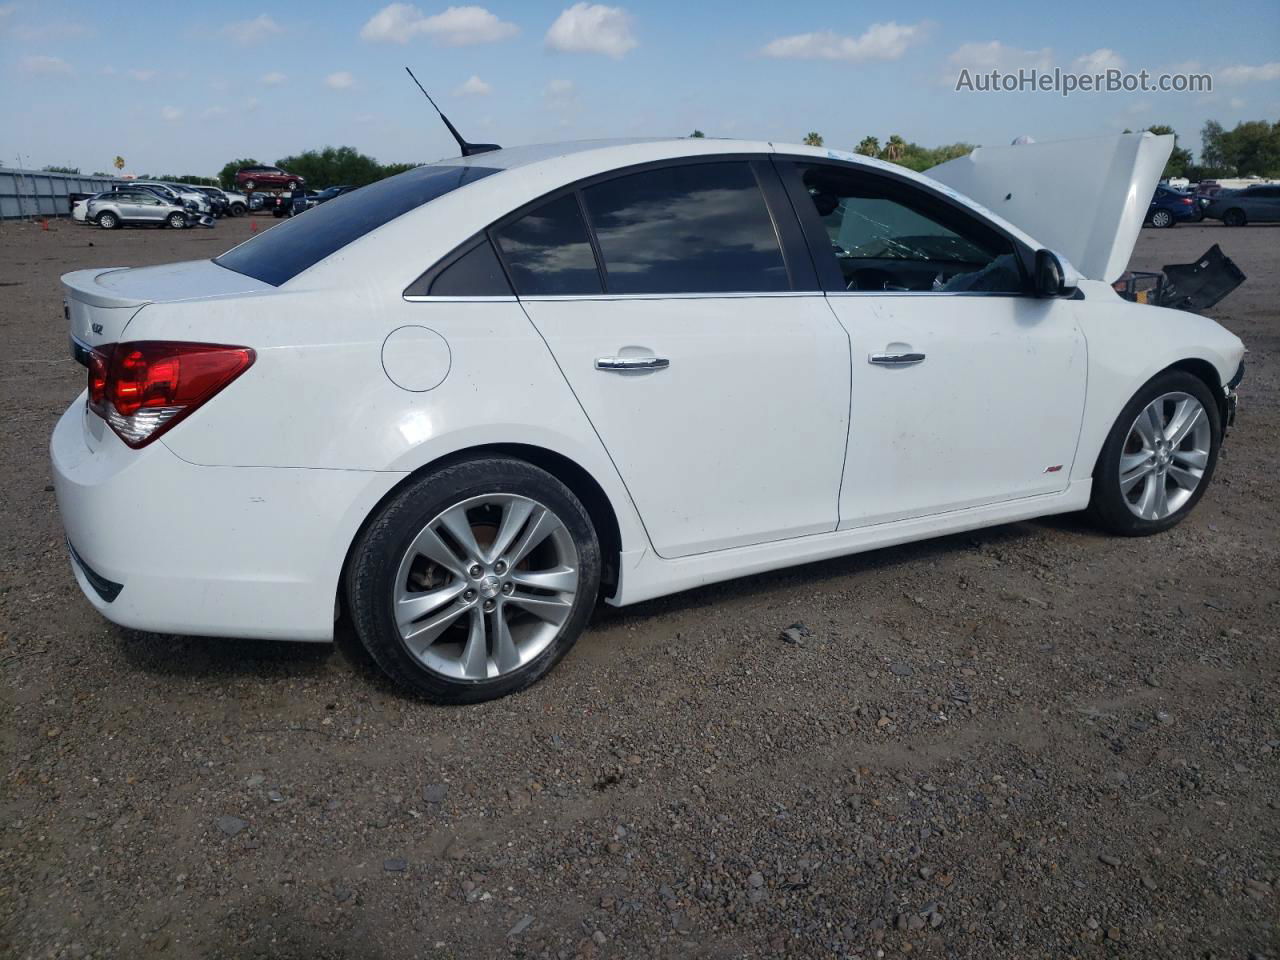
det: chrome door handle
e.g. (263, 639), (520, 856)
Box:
(868, 352), (926, 366)
(595, 356), (670, 371)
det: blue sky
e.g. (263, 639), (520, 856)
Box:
(2, 0), (1277, 176)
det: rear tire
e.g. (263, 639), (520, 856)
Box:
(347, 457), (601, 704)
(1223, 208), (1247, 227)
(1088, 370), (1221, 536)
(166, 212), (186, 229)
(96, 212), (118, 230)
(229, 203), (245, 217)
(243, 179), (256, 191)
(1150, 209), (1173, 228)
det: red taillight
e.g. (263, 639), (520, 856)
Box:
(1181, 198), (1193, 205)
(86, 341), (255, 448)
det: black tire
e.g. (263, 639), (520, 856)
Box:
(243, 179), (256, 191)
(229, 203), (246, 217)
(347, 457), (601, 704)
(1150, 209), (1173, 228)
(1223, 208), (1247, 227)
(1088, 370), (1222, 536)
(166, 212), (186, 229)
(287, 180), (298, 191)
(96, 211), (119, 230)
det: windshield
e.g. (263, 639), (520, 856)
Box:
(215, 163), (501, 286)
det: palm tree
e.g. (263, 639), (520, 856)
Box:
(803, 132), (824, 147)
(883, 135), (906, 162)
(689, 130), (705, 138)
(855, 136), (880, 157)
(113, 156), (125, 173)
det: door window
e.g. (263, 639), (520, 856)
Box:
(580, 162), (788, 294)
(793, 163), (1025, 294)
(492, 193), (603, 296)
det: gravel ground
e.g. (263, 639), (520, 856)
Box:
(1, 215), (1277, 960)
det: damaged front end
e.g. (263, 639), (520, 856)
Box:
(1112, 244), (1246, 313)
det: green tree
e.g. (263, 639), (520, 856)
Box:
(273, 146), (421, 189)
(113, 156), (125, 173)
(218, 157), (258, 189)
(689, 129), (705, 138)
(855, 136), (880, 157)
(803, 131), (824, 147)
(881, 134), (907, 162)
(1209, 120), (1280, 176)
(42, 165), (80, 174)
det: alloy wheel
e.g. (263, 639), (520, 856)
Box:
(1118, 391), (1211, 520)
(392, 494), (579, 680)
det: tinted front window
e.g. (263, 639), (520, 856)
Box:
(581, 162), (788, 294)
(795, 163), (1023, 294)
(493, 193), (602, 296)
(215, 163), (500, 286)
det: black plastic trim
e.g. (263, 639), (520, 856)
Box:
(1228, 360), (1245, 389)
(68, 540), (122, 603)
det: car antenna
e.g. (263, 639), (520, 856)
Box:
(405, 67), (501, 157)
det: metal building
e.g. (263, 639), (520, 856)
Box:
(0, 167), (120, 220)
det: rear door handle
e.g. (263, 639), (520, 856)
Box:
(595, 356), (670, 371)
(868, 352), (926, 366)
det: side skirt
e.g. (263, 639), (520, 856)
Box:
(610, 480), (1093, 607)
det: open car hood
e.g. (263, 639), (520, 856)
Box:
(926, 132), (1173, 284)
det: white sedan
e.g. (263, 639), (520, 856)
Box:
(51, 134), (1245, 703)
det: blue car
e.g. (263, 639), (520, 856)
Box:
(1146, 185), (1200, 228)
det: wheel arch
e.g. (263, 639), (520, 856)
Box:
(337, 442), (625, 615)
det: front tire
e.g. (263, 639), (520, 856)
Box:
(243, 179), (256, 191)
(1223, 208), (1247, 227)
(1088, 370), (1221, 536)
(96, 212), (118, 230)
(1150, 209), (1173, 228)
(166, 212), (186, 229)
(347, 458), (601, 704)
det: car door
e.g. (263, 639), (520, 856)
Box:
(1253, 186), (1280, 221)
(778, 158), (1087, 529)
(501, 157), (851, 559)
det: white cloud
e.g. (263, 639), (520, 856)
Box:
(1229, 97), (1247, 109)
(326, 71), (355, 90)
(246, 96), (260, 111)
(0, 3), (15, 26)
(127, 68), (155, 81)
(17, 54), (72, 75)
(1074, 48), (1125, 73)
(203, 105), (229, 118)
(762, 22), (928, 62)
(100, 65), (117, 75)
(360, 4), (517, 45)
(161, 106), (184, 122)
(454, 74), (491, 95)
(221, 14), (282, 47)
(262, 71), (286, 86)
(947, 41), (1053, 74)
(546, 3), (636, 58)
(1219, 62), (1280, 84)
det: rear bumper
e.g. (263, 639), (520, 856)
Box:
(50, 397), (404, 642)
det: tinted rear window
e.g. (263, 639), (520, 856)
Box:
(215, 164), (500, 286)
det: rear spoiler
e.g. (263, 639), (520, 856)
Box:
(1112, 244), (1246, 313)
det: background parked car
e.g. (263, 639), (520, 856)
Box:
(194, 187), (229, 218)
(1145, 185), (1199, 227)
(1203, 184), (1280, 225)
(86, 189), (207, 230)
(308, 184), (358, 204)
(111, 181), (208, 215)
(234, 164), (305, 192)
(247, 191), (274, 212)
(218, 188), (249, 216)
(271, 189), (314, 218)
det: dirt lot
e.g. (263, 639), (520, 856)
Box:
(1, 215), (1276, 960)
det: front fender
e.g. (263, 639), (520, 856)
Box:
(1072, 281), (1245, 482)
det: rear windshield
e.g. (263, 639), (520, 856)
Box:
(214, 163), (500, 286)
